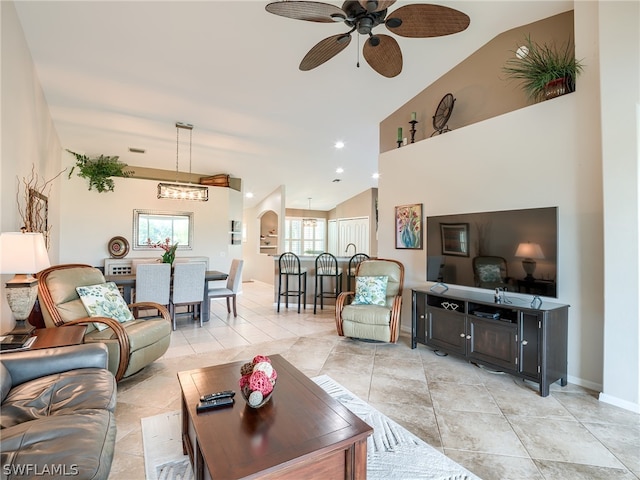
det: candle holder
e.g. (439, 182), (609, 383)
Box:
(409, 120), (418, 144)
(397, 140), (403, 148)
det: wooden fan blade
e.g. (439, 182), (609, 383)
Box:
(265, 1), (345, 23)
(385, 4), (470, 38)
(363, 34), (402, 78)
(358, 0), (396, 13)
(300, 34), (352, 71)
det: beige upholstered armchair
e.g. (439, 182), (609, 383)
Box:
(335, 259), (404, 343)
(37, 264), (172, 381)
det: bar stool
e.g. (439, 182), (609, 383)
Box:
(314, 252), (342, 314)
(347, 253), (369, 292)
(277, 252), (307, 313)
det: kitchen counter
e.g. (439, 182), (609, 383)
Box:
(272, 254), (361, 307)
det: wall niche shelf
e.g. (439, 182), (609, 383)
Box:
(259, 210), (278, 255)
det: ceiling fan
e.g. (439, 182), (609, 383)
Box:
(265, 0), (470, 78)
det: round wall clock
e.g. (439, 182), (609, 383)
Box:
(108, 236), (130, 258)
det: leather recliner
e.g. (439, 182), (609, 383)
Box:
(1, 344), (117, 479)
(37, 264), (171, 381)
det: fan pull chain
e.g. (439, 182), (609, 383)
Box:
(356, 33), (360, 68)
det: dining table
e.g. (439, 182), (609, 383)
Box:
(104, 270), (228, 322)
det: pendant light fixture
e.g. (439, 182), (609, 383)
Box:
(303, 197), (317, 227)
(157, 122), (209, 201)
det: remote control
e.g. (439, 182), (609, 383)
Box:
(196, 397), (234, 413)
(200, 390), (236, 402)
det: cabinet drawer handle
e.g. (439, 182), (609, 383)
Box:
(420, 315), (425, 319)
(466, 335), (471, 340)
(459, 333), (466, 338)
(522, 340), (528, 346)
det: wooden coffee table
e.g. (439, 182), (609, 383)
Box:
(177, 355), (373, 480)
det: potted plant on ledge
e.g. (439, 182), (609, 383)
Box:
(67, 150), (132, 192)
(502, 35), (584, 103)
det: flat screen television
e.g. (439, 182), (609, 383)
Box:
(426, 207), (558, 297)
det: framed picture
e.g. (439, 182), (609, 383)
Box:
(395, 204), (423, 249)
(27, 189), (49, 248)
(230, 220), (241, 245)
(440, 223), (469, 256)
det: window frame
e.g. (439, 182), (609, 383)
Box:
(132, 209), (194, 250)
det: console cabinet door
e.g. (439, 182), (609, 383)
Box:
(468, 317), (518, 372)
(519, 312), (541, 380)
(413, 291), (427, 347)
(427, 308), (466, 355)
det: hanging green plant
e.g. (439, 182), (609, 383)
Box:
(67, 150), (133, 192)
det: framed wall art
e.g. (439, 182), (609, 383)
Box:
(440, 223), (469, 256)
(395, 204), (423, 249)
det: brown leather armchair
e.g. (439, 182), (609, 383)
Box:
(37, 264), (171, 381)
(335, 259), (404, 343)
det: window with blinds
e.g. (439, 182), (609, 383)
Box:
(284, 218), (325, 255)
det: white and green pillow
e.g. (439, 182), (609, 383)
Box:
(352, 276), (388, 306)
(76, 282), (134, 331)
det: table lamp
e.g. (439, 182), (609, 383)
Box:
(0, 232), (50, 333)
(515, 242), (544, 281)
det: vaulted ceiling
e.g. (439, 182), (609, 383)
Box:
(13, 1), (571, 210)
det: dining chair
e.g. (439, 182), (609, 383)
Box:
(171, 262), (206, 330)
(135, 263), (171, 316)
(207, 259), (244, 317)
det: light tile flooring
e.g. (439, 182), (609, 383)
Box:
(110, 281), (640, 480)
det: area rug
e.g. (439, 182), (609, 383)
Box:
(141, 375), (481, 480)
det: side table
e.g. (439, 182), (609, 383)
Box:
(30, 326), (86, 349)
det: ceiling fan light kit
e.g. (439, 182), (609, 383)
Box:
(265, 0), (470, 78)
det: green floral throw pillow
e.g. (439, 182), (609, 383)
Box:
(76, 282), (134, 331)
(352, 276), (388, 306)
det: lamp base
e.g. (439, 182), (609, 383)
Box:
(9, 320), (35, 335)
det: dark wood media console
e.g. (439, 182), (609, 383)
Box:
(412, 287), (569, 397)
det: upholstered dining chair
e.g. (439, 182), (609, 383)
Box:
(37, 264), (172, 381)
(208, 259), (243, 317)
(134, 263), (171, 316)
(335, 258), (404, 343)
(171, 262), (206, 330)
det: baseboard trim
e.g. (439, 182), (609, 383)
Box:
(598, 392), (640, 414)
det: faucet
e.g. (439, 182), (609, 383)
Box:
(345, 243), (356, 256)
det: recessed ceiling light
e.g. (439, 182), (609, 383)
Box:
(372, 173), (380, 179)
(336, 167), (344, 174)
(334, 141), (345, 149)
(245, 192), (254, 198)
(128, 147), (146, 154)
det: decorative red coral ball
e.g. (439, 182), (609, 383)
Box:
(249, 370), (273, 396)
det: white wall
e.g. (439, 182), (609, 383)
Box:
(1, 1), (62, 333)
(379, 87), (604, 392)
(378, 1), (640, 411)
(61, 151), (243, 273)
(243, 186), (285, 284)
(597, 0), (640, 412)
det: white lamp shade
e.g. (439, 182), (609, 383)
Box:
(0, 232), (51, 274)
(515, 242), (545, 260)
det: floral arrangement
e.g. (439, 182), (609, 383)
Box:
(146, 237), (178, 264)
(239, 355), (277, 408)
